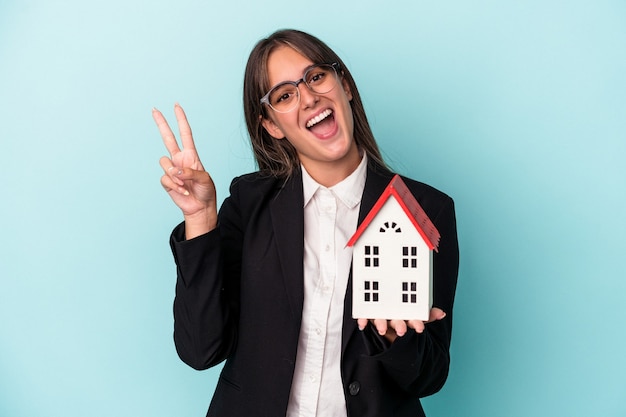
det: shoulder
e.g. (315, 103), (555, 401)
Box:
(367, 162), (454, 212)
(224, 170), (301, 213)
(399, 175), (453, 207)
(400, 175), (456, 227)
(229, 171), (282, 196)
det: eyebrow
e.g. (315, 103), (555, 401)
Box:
(268, 63), (319, 90)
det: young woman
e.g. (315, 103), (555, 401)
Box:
(153, 29), (459, 417)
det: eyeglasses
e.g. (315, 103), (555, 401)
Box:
(260, 63), (340, 113)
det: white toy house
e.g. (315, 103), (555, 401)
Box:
(347, 175), (440, 321)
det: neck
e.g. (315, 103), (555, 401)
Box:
(302, 152), (363, 187)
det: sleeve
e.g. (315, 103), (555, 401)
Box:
(169, 182), (244, 371)
(361, 196), (460, 397)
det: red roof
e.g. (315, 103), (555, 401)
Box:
(347, 175), (440, 251)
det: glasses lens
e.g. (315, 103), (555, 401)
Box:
(269, 83), (299, 113)
(264, 64), (339, 113)
(305, 64), (337, 94)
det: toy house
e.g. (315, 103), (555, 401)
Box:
(347, 175), (440, 321)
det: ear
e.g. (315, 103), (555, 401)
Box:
(341, 78), (353, 101)
(260, 115), (286, 139)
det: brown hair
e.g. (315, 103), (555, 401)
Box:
(243, 29), (386, 178)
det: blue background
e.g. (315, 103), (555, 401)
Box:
(1, 1), (625, 416)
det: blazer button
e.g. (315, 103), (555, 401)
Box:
(348, 381), (361, 396)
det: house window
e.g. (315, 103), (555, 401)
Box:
(379, 221), (402, 233)
(402, 282), (418, 303)
(364, 245), (380, 267)
(364, 281), (379, 302)
(402, 246), (418, 268)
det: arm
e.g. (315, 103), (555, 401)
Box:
(154, 104), (241, 369)
(360, 196), (460, 396)
(170, 225), (236, 370)
(169, 193), (242, 370)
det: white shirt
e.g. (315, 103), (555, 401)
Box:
(286, 154), (368, 417)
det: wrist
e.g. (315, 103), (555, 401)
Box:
(184, 207), (217, 239)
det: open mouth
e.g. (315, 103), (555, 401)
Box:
(306, 109), (336, 138)
(306, 109), (333, 129)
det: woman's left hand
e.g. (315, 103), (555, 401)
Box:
(357, 307), (446, 342)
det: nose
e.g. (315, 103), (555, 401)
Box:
(298, 82), (318, 109)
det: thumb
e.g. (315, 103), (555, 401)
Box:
(427, 307), (446, 323)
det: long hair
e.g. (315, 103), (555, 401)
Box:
(243, 29), (386, 178)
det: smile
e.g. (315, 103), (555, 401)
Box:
(306, 109), (333, 128)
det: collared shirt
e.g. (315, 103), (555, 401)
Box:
(286, 154), (368, 417)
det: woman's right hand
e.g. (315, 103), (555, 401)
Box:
(153, 104), (218, 239)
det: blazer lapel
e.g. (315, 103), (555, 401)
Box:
(357, 163), (395, 224)
(270, 173), (305, 322)
(342, 163), (394, 351)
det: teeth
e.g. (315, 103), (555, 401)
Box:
(306, 109), (333, 128)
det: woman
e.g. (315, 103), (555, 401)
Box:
(153, 29), (459, 417)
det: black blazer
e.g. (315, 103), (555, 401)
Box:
(170, 162), (459, 417)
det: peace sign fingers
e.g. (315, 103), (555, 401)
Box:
(153, 104), (204, 172)
(152, 106), (182, 158)
(153, 103), (217, 238)
(173, 103), (197, 154)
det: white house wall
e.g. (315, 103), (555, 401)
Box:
(352, 198), (433, 321)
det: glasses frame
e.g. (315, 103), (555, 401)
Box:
(260, 62), (341, 113)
